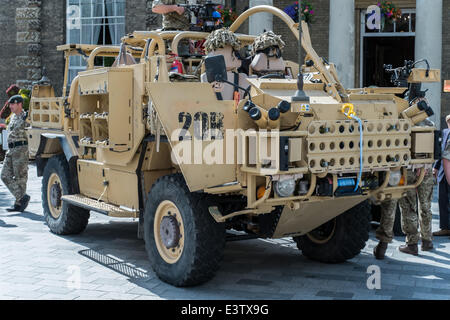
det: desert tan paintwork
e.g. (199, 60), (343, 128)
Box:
(29, 5), (437, 237)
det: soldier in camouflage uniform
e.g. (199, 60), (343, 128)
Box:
(398, 118), (435, 255)
(397, 168), (434, 255)
(373, 199), (398, 259)
(0, 85), (20, 162)
(152, 0), (190, 31)
(1, 95), (30, 212)
(374, 118), (436, 259)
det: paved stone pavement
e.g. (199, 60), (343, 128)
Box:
(1, 162), (450, 300)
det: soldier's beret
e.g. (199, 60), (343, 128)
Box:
(6, 84), (19, 96)
(8, 95), (24, 104)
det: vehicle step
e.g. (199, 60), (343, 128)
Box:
(61, 195), (138, 218)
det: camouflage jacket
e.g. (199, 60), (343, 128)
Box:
(7, 111), (28, 144)
(152, 0), (190, 31)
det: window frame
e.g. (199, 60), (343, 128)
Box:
(66, 0), (126, 85)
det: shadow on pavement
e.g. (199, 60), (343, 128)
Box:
(79, 248), (153, 281)
(0, 219), (17, 228)
(8, 211), (45, 222)
(418, 245), (450, 264)
(0, 191), (12, 207)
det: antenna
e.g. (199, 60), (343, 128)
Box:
(291, 0), (310, 103)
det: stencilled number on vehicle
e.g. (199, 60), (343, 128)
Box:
(178, 112), (192, 141)
(178, 112), (224, 141)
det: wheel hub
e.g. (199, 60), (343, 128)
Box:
(160, 215), (180, 249)
(307, 219), (336, 244)
(50, 182), (62, 208)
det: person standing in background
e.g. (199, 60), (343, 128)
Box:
(1, 95), (30, 212)
(433, 115), (450, 236)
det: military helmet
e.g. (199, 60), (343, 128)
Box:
(251, 31), (286, 55)
(204, 28), (241, 54)
(8, 95), (24, 105)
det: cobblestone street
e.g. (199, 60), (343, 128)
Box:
(1, 163), (450, 300)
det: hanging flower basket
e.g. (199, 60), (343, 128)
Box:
(216, 5), (238, 28)
(377, 1), (402, 22)
(283, 1), (316, 24)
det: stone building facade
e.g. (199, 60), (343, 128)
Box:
(0, 0), (448, 126)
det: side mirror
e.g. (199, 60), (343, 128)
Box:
(205, 55), (227, 83)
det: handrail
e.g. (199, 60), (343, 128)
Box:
(229, 5), (299, 37)
(129, 31), (166, 58)
(87, 33), (166, 69)
(86, 46), (120, 70)
(229, 5), (346, 101)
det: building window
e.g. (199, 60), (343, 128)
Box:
(360, 9), (416, 88)
(364, 10), (416, 34)
(66, 0), (125, 84)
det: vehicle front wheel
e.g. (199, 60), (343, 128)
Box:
(144, 174), (226, 287)
(293, 200), (371, 263)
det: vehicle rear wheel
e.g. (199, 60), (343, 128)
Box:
(293, 200), (371, 263)
(42, 154), (90, 235)
(144, 173), (226, 287)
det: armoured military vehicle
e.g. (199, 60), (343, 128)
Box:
(28, 5), (439, 286)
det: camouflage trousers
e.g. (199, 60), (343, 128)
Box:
(399, 170), (434, 245)
(376, 198), (398, 243)
(375, 170), (435, 244)
(1, 145), (28, 204)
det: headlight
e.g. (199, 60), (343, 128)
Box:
(388, 171), (402, 186)
(274, 179), (296, 197)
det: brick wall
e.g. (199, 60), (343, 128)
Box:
(441, 0), (449, 127)
(0, 0), (27, 105)
(41, 0), (65, 96)
(126, 0), (155, 33)
(0, 1), (65, 102)
(234, 1), (249, 35)
(272, 0), (329, 62)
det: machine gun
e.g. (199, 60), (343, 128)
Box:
(384, 59), (430, 103)
(178, 0), (223, 32)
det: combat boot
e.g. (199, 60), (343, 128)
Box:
(432, 229), (450, 236)
(6, 204), (21, 212)
(373, 241), (388, 260)
(421, 240), (433, 251)
(399, 244), (418, 256)
(18, 194), (30, 212)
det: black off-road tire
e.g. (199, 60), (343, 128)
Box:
(293, 200), (371, 263)
(144, 173), (226, 287)
(42, 154), (90, 235)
